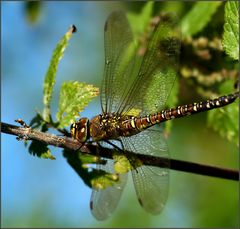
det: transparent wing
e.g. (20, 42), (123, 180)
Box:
(118, 13), (181, 116)
(120, 127), (169, 214)
(101, 11), (180, 116)
(100, 11), (138, 113)
(90, 141), (128, 220)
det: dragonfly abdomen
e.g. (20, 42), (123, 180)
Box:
(121, 92), (239, 134)
(157, 91), (239, 123)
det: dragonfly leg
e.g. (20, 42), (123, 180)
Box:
(104, 139), (124, 153)
(94, 142), (108, 166)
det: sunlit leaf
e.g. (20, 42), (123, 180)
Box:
(207, 81), (239, 146)
(113, 153), (143, 174)
(208, 102), (238, 146)
(29, 141), (56, 160)
(181, 2), (222, 37)
(91, 171), (119, 190)
(56, 81), (99, 128)
(43, 25), (76, 121)
(222, 1), (239, 60)
(80, 154), (99, 165)
(113, 154), (132, 174)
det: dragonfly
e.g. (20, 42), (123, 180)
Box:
(70, 11), (239, 220)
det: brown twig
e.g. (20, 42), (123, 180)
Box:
(1, 122), (239, 181)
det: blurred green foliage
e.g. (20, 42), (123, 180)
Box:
(24, 1), (42, 24)
(181, 2), (222, 37)
(127, 2), (154, 38)
(178, 1), (238, 148)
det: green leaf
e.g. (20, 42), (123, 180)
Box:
(29, 112), (49, 133)
(207, 101), (238, 146)
(113, 153), (132, 174)
(80, 154), (99, 165)
(29, 112), (43, 129)
(56, 81), (99, 128)
(29, 141), (56, 160)
(222, 1), (239, 60)
(43, 25), (76, 122)
(127, 2), (154, 38)
(63, 149), (118, 189)
(124, 3), (154, 86)
(207, 81), (239, 146)
(181, 1), (222, 37)
(113, 153), (143, 174)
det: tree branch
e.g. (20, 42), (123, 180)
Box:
(1, 122), (239, 181)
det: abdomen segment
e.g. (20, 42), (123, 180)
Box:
(157, 91), (239, 123)
(121, 92), (239, 133)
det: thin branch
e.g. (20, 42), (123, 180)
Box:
(1, 122), (80, 150)
(1, 122), (239, 181)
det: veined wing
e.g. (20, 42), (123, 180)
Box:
(101, 11), (180, 116)
(100, 11), (138, 114)
(90, 142), (128, 220)
(120, 127), (169, 214)
(117, 13), (181, 116)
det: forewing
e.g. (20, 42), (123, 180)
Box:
(117, 13), (181, 116)
(100, 11), (138, 113)
(90, 142), (128, 220)
(120, 127), (169, 214)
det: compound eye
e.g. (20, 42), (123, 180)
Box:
(70, 118), (89, 143)
(70, 123), (77, 130)
(70, 123), (76, 138)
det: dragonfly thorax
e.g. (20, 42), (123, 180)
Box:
(89, 113), (123, 142)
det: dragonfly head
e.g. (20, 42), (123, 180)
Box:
(70, 118), (90, 143)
